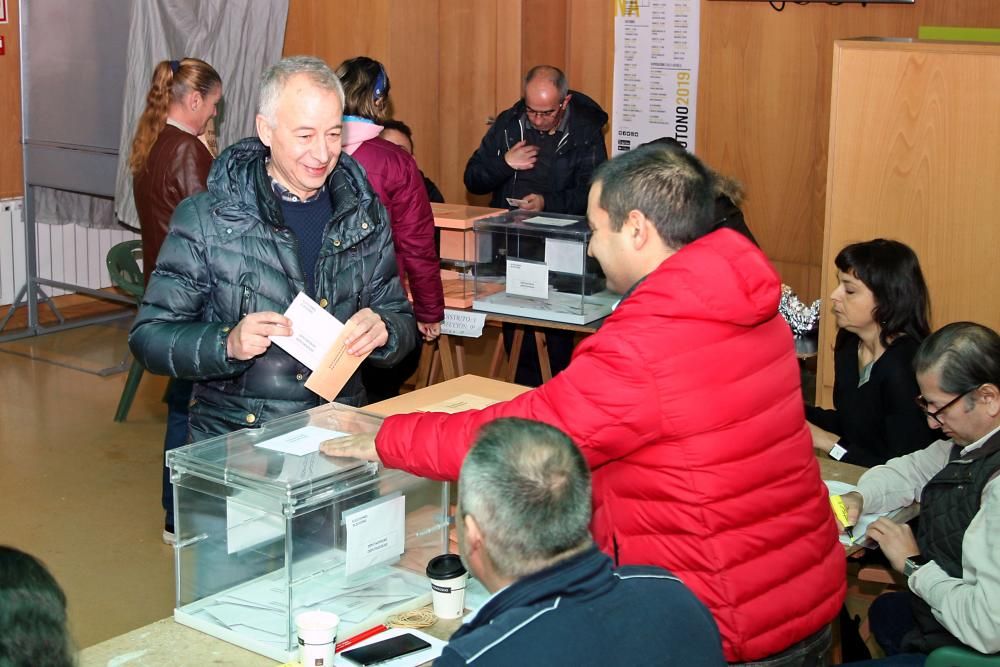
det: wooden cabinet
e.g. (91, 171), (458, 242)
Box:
(816, 38), (1000, 407)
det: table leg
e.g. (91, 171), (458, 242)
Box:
(489, 328), (506, 379)
(506, 328), (524, 383)
(455, 339), (466, 376)
(438, 334), (457, 380)
(535, 330), (552, 383)
(413, 340), (435, 388)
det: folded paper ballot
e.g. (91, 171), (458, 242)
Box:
(271, 292), (371, 401)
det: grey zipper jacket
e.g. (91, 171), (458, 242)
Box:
(129, 138), (416, 442)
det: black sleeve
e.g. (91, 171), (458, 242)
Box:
(838, 346), (937, 467)
(805, 404), (842, 436)
(464, 116), (516, 196)
(423, 175), (445, 204)
(542, 129), (608, 215)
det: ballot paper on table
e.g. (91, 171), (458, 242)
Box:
(418, 393), (500, 413)
(825, 480), (892, 547)
(344, 494), (406, 577)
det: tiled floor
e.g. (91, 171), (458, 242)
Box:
(0, 318), (499, 649)
(0, 320), (176, 649)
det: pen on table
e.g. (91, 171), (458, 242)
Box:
(335, 624), (389, 653)
(829, 494), (855, 544)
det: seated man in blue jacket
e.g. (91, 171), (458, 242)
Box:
(436, 417), (725, 667)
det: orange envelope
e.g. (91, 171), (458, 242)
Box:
(304, 320), (371, 401)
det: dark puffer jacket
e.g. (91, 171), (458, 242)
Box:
(463, 90), (608, 215)
(129, 138), (416, 442)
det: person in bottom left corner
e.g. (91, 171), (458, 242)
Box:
(0, 545), (76, 667)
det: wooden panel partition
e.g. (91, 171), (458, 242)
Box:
(0, 0), (23, 198)
(815, 38), (1000, 407)
(698, 0), (1000, 302)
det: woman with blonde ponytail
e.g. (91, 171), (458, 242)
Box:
(129, 57), (221, 545)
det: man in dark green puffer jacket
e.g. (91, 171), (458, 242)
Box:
(129, 56), (416, 444)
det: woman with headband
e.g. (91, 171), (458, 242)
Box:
(336, 56), (443, 402)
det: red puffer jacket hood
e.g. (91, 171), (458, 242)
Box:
(376, 229), (845, 660)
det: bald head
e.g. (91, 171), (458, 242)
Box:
(523, 66), (569, 132)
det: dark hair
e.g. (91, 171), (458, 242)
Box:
(379, 119), (414, 151)
(336, 56), (391, 123)
(914, 322), (1000, 397)
(458, 418), (591, 578)
(834, 239), (931, 348)
(592, 142), (716, 249)
(0, 546), (75, 666)
(380, 119), (412, 140)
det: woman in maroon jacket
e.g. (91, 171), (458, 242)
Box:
(336, 57), (444, 401)
(129, 57), (221, 543)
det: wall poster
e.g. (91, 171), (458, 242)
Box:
(612, 0), (700, 155)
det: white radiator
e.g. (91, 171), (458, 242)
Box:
(0, 197), (140, 307)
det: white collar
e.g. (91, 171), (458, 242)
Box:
(959, 423), (1000, 457)
(166, 117), (197, 135)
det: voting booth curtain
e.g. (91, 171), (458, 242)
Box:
(111, 0), (289, 230)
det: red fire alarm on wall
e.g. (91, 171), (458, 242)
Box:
(0, 35), (6, 56)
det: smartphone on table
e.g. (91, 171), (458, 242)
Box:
(340, 632), (432, 665)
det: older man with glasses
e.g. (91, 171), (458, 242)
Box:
(464, 65), (609, 386)
(838, 321), (1000, 664)
(464, 64), (607, 216)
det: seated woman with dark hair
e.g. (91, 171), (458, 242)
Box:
(806, 239), (938, 467)
(0, 546), (75, 667)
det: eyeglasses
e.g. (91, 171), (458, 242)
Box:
(525, 99), (566, 118)
(915, 387), (977, 425)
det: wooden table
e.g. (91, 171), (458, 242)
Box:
(80, 378), (901, 665)
(79, 614), (463, 667)
(415, 313), (604, 388)
(366, 374), (529, 417)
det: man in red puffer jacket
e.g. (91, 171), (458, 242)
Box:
(323, 143), (845, 665)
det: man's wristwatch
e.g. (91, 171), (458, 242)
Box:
(903, 554), (930, 578)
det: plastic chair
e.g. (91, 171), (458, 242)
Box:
(925, 646), (1000, 667)
(106, 240), (145, 422)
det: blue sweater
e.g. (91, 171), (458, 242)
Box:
(435, 546), (725, 666)
(279, 194), (332, 296)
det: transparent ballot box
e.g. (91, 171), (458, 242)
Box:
(167, 403), (449, 662)
(431, 203), (506, 308)
(472, 210), (618, 325)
